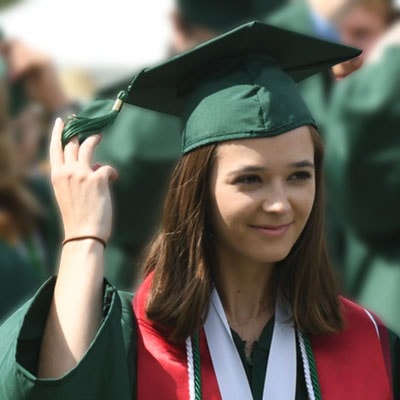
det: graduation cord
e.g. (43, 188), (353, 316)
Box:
(186, 333), (202, 400)
(186, 335), (195, 400)
(298, 331), (322, 400)
(190, 330), (322, 400)
(61, 91), (126, 148)
(61, 70), (145, 147)
(192, 333), (202, 400)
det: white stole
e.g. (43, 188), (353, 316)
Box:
(204, 289), (297, 399)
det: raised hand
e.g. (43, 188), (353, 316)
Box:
(49, 118), (118, 244)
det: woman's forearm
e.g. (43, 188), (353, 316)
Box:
(38, 239), (105, 378)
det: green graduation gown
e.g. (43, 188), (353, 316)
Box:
(0, 175), (58, 322)
(324, 46), (400, 335)
(0, 278), (399, 399)
(0, 241), (41, 323)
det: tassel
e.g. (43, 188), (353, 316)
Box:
(61, 91), (126, 147)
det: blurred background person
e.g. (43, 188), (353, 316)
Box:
(94, 0), (290, 291)
(267, 0), (398, 275)
(331, 0), (398, 78)
(0, 94), (46, 322)
(0, 27), (79, 321)
(324, 21), (400, 335)
(267, 0), (397, 132)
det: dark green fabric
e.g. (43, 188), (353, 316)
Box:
(265, 2), (336, 133)
(231, 317), (308, 400)
(0, 278), (134, 399)
(266, 2), (314, 36)
(181, 57), (315, 153)
(0, 176), (58, 322)
(124, 22), (359, 154)
(25, 175), (61, 276)
(61, 22), (359, 156)
(127, 21), (359, 118)
(324, 46), (400, 335)
(1, 279), (399, 399)
(0, 241), (41, 323)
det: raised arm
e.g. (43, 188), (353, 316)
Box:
(38, 119), (118, 378)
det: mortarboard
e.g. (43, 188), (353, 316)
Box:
(62, 21), (361, 153)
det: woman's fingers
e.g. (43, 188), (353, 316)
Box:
(49, 118), (65, 167)
(64, 136), (80, 164)
(78, 134), (102, 166)
(96, 165), (119, 182)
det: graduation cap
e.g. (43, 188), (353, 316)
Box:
(177, 0), (284, 31)
(62, 21), (361, 153)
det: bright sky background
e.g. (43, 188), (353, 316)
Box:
(0, 0), (174, 74)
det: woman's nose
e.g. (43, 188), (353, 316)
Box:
(261, 187), (291, 214)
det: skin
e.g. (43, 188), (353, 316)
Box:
(209, 127), (316, 357)
(38, 119), (117, 378)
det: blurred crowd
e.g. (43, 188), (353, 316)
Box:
(0, 0), (399, 336)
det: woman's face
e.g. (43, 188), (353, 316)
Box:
(209, 126), (316, 269)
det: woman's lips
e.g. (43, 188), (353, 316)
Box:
(250, 223), (292, 237)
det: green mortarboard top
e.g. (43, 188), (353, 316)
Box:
(177, 0), (285, 32)
(62, 21), (361, 153)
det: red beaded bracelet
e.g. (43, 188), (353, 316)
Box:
(62, 236), (107, 248)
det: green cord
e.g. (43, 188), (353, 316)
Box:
(192, 329), (323, 400)
(303, 332), (323, 400)
(192, 333), (202, 400)
(61, 91), (127, 148)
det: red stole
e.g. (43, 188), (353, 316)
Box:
(133, 274), (393, 399)
(311, 297), (393, 400)
(133, 275), (221, 399)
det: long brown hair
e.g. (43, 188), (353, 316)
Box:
(143, 128), (343, 341)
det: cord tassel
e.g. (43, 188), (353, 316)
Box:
(61, 91), (126, 147)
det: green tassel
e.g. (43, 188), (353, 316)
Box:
(61, 91), (126, 147)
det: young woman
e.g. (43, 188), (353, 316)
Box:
(0, 22), (398, 400)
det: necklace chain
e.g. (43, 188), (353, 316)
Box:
(227, 305), (271, 326)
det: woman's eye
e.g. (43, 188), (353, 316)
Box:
(288, 171), (312, 182)
(235, 175), (262, 184)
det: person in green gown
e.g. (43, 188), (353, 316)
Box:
(0, 49), (60, 322)
(266, 0), (398, 274)
(94, 0), (289, 291)
(324, 21), (400, 336)
(0, 122), (47, 322)
(0, 22), (398, 400)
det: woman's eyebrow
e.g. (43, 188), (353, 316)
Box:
(287, 160), (315, 169)
(228, 160), (314, 176)
(227, 165), (267, 177)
